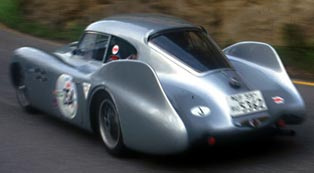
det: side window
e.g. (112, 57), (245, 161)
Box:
(78, 33), (109, 61)
(105, 36), (137, 62)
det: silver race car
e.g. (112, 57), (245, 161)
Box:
(10, 14), (306, 155)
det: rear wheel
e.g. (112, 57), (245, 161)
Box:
(98, 95), (125, 155)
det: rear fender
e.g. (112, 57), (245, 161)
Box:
(224, 42), (306, 123)
(92, 60), (188, 154)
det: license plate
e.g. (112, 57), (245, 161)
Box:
(227, 90), (268, 117)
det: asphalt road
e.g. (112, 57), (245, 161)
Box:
(1, 28), (314, 173)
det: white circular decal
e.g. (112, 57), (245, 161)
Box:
(55, 74), (78, 119)
(112, 45), (119, 55)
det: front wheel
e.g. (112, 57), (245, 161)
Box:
(14, 65), (36, 113)
(98, 96), (125, 155)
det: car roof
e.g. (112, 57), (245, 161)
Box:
(85, 14), (198, 42)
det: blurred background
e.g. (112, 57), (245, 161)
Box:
(0, 0), (313, 78)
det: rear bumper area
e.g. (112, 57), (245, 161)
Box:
(191, 125), (296, 148)
(282, 114), (305, 124)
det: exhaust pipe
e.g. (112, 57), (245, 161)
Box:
(277, 129), (296, 136)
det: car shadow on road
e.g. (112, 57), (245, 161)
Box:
(133, 136), (301, 170)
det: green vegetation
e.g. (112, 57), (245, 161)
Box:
(0, 0), (20, 26)
(276, 24), (314, 78)
(0, 0), (83, 41)
(282, 24), (307, 48)
(276, 46), (314, 76)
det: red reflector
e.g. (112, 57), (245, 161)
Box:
(208, 137), (216, 145)
(277, 119), (286, 128)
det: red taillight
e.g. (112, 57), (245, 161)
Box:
(277, 119), (286, 128)
(208, 136), (216, 146)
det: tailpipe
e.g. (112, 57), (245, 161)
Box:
(276, 129), (296, 136)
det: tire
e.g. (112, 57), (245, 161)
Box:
(14, 65), (36, 113)
(98, 95), (125, 156)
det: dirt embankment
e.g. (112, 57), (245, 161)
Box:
(21, 0), (314, 46)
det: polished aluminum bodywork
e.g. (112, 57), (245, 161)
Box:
(10, 14), (306, 154)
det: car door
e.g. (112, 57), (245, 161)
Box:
(32, 32), (110, 123)
(54, 32), (110, 120)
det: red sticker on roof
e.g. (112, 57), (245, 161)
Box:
(112, 45), (119, 55)
(272, 96), (284, 104)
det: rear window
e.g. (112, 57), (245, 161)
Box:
(149, 30), (230, 72)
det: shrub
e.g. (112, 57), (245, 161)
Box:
(282, 23), (307, 48)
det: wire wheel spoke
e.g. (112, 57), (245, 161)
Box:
(102, 105), (110, 127)
(109, 115), (119, 139)
(99, 99), (120, 149)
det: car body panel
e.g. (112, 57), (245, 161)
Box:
(10, 14), (306, 154)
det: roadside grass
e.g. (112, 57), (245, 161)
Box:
(278, 23), (314, 79)
(0, 0), (20, 27)
(0, 0), (83, 41)
(276, 46), (314, 79)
